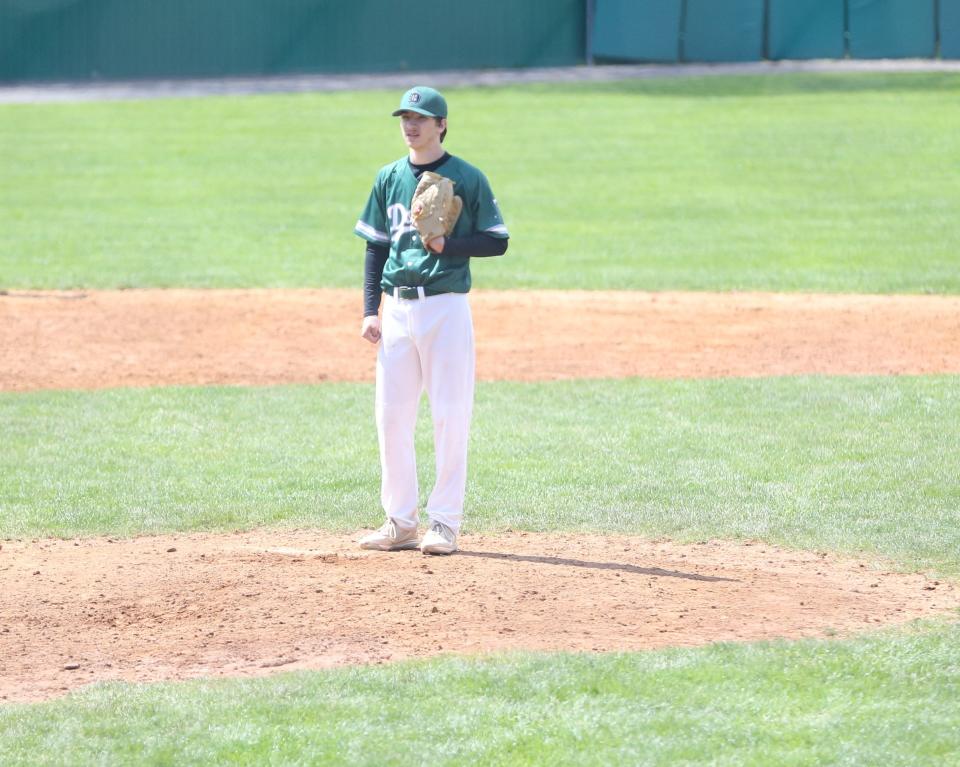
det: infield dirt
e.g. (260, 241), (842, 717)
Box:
(2, 288), (959, 703)
(2, 288), (960, 391)
(2, 531), (958, 703)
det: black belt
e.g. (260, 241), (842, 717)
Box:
(387, 286), (447, 300)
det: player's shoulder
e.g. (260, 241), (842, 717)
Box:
(441, 155), (493, 192)
(442, 154), (485, 178)
(373, 157), (408, 182)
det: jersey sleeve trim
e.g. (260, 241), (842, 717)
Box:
(484, 224), (509, 238)
(355, 220), (390, 244)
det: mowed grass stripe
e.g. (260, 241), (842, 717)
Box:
(1, 622), (958, 766)
(1, 73), (958, 292)
(1, 375), (958, 575)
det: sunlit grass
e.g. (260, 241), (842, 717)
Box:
(2, 621), (958, 766)
(1, 73), (958, 292)
(2, 375), (957, 575)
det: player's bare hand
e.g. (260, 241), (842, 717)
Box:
(425, 236), (445, 254)
(361, 315), (381, 344)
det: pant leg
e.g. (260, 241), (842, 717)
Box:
(376, 295), (423, 528)
(417, 293), (475, 533)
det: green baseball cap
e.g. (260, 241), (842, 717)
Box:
(392, 86), (448, 118)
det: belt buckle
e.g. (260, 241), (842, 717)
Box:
(398, 286), (419, 300)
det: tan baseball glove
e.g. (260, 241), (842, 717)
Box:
(410, 171), (463, 246)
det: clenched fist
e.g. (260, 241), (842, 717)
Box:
(361, 315), (381, 344)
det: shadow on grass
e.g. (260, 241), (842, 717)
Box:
(458, 550), (736, 582)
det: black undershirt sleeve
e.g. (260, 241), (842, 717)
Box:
(441, 233), (509, 259)
(363, 242), (389, 317)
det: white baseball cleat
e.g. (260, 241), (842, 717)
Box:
(358, 519), (420, 551)
(420, 520), (458, 555)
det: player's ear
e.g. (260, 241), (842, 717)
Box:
(438, 117), (448, 143)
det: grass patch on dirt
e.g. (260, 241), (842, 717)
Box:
(1, 621), (958, 766)
(1, 73), (959, 292)
(1, 375), (957, 575)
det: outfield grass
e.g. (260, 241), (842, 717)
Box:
(2, 621), (958, 766)
(1, 73), (958, 292)
(2, 375), (958, 575)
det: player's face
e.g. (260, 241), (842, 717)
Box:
(399, 112), (445, 150)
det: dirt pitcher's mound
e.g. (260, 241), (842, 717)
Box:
(1, 530), (956, 703)
(2, 289), (960, 391)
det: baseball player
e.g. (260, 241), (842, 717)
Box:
(355, 86), (509, 555)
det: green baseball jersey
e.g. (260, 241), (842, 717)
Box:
(355, 155), (508, 294)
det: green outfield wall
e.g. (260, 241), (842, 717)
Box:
(768, 0), (846, 59)
(848, 0), (936, 59)
(944, 0), (960, 59)
(591, 0), (682, 63)
(591, 0), (951, 64)
(683, 0), (766, 62)
(0, 0), (585, 83)
(0, 0), (955, 84)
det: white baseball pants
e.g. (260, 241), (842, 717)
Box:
(376, 290), (475, 533)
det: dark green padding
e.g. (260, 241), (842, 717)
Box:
(942, 0), (960, 59)
(681, 0), (765, 62)
(848, 0), (936, 58)
(0, 0), (586, 83)
(768, 0), (846, 59)
(592, 0), (682, 62)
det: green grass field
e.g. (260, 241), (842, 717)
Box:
(1, 73), (959, 292)
(3, 72), (959, 764)
(2, 375), (959, 575)
(2, 622), (959, 767)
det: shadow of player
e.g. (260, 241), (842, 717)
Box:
(457, 550), (736, 582)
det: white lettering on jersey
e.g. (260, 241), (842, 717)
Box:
(387, 203), (417, 243)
